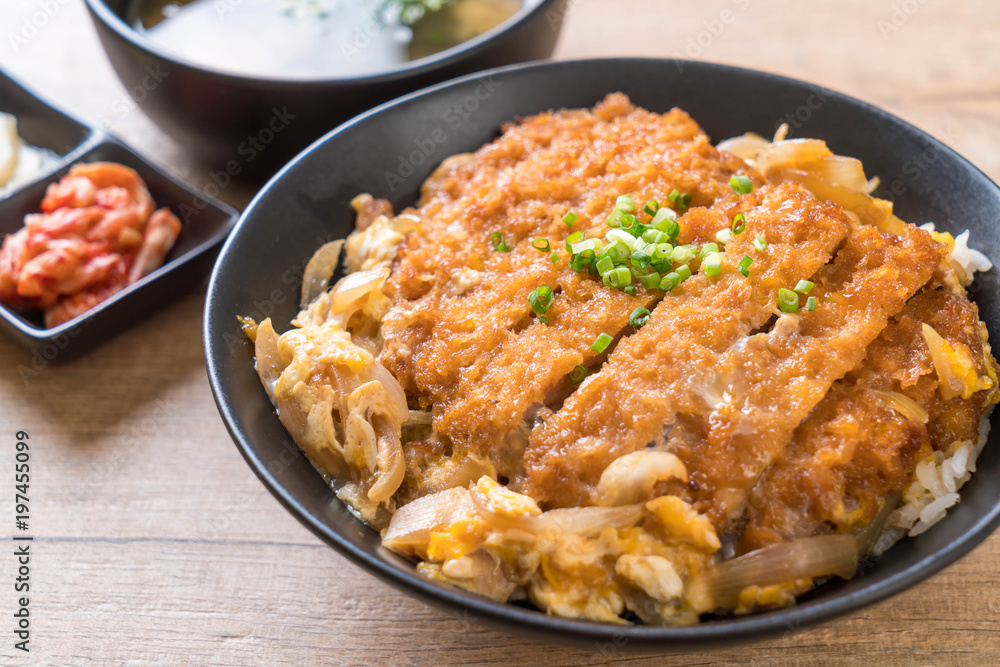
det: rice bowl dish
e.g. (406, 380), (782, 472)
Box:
(239, 93), (998, 625)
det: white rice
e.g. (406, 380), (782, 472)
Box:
(871, 412), (992, 556)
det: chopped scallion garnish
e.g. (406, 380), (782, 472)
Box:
(730, 175), (753, 195)
(731, 213), (747, 234)
(671, 245), (696, 265)
(806, 296), (817, 311)
(623, 285), (636, 295)
(563, 211), (578, 226)
(676, 265), (692, 282)
(590, 333), (613, 354)
(659, 272), (679, 292)
(615, 194), (636, 213)
(528, 285), (554, 315)
(738, 255), (753, 277)
(550, 251), (559, 264)
(644, 201), (660, 216)
(568, 365), (587, 384)
(702, 253), (723, 277)
(532, 238), (551, 252)
(539, 315), (549, 325)
(490, 231), (511, 252)
(716, 228), (733, 245)
(640, 272), (661, 290)
(631, 250), (652, 270)
(753, 234), (767, 252)
(794, 279), (815, 294)
(595, 256), (615, 275)
(778, 288), (799, 313)
(629, 307), (651, 328)
(570, 249), (595, 271)
(565, 231), (585, 252)
(604, 267), (631, 288)
(700, 242), (719, 257)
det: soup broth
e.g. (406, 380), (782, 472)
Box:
(130, 0), (522, 79)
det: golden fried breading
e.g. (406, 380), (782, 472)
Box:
(523, 182), (853, 507)
(739, 289), (999, 552)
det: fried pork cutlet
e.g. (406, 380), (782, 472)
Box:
(739, 289), (999, 552)
(662, 222), (946, 526)
(522, 182), (855, 507)
(380, 93), (751, 466)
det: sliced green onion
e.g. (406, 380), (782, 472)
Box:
(644, 201), (660, 216)
(539, 315), (549, 325)
(490, 231), (511, 252)
(778, 287), (799, 313)
(619, 213), (638, 231)
(615, 194), (636, 213)
(550, 251), (559, 264)
(604, 267), (631, 288)
(563, 211), (578, 226)
(753, 234), (767, 252)
(731, 213), (747, 234)
(631, 251), (652, 270)
(668, 189), (680, 203)
(651, 207), (676, 228)
(700, 242), (719, 257)
(640, 272), (661, 289)
(590, 333), (613, 354)
(716, 228), (734, 245)
(671, 245), (696, 265)
(532, 238), (551, 252)
(570, 249), (596, 271)
(629, 307), (651, 328)
(730, 175), (754, 195)
(528, 285), (554, 315)
(571, 238), (603, 254)
(642, 229), (670, 244)
(623, 285), (636, 295)
(651, 243), (674, 261)
(568, 365), (587, 385)
(651, 259), (673, 274)
(702, 253), (723, 277)
(806, 296), (817, 311)
(737, 255), (753, 277)
(595, 256), (615, 275)
(565, 231), (585, 252)
(608, 241), (631, 262)
(794, 279), (815, 294)
(676, 193), (692, 211)
(675, 265), (692, 282)
(659, 272), (680, 292)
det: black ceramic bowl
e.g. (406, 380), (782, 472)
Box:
(0, 69), (239, 359)
(204, 58), (1000, 649)
(83, 0), (566, 181)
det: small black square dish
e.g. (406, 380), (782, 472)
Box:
(0, 70), (239, 358)
(0, 69), (96, 198)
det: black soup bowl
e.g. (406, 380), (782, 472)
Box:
(83, 0), (566, 181)
(204, 58), (1000, 650)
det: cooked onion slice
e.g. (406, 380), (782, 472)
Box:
(687, 534), (858, 612)
(300, 240), (344, 308)
(593, 451), (688, 506)
(717, 133), (770, 161)
(469, 482), (644, 536)
(383, 487), (474, 554)
(330, 266), (390, 313)
(871, 390), (929, 424)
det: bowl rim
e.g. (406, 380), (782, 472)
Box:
(83, 0), (562, 87)
(204, 56), (1000, 648)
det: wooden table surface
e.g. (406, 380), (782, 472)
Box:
(1, 0), (999, 664)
